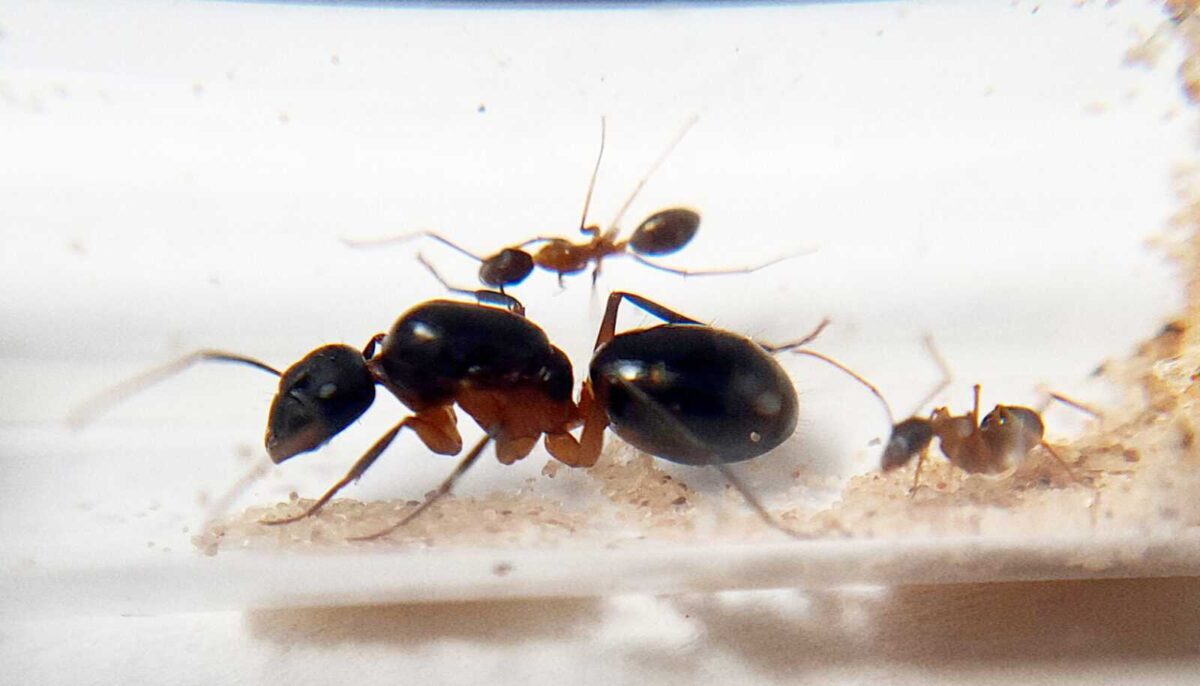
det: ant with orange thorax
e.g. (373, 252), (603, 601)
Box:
(343, 117), (793, 290)
(70, 257), (891, 542)
(879, 338), (1091, 493)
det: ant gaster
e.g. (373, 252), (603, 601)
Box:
(343, 117), (790, 290)
(879, 339), (1081, 492)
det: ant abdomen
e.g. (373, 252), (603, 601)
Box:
(591, 325), (798, 466)
(628, 207), (701, 256)
(980, 404), (1045, 464)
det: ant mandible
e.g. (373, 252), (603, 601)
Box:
(343, 117), (791, 290)
(879, 338), (1084, 493)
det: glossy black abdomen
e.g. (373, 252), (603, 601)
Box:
(375, 300), (573, 410)
(590, 325), (798, 466)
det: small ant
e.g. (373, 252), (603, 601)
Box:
(71, 263), (890, 541)
(879, 339), (1084, 493)
(343, 117), (792, 290)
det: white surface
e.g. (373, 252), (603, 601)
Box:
(0, 0), (1196, 682)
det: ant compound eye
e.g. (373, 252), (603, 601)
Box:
(629, 208), (700, 256)
(265, 345), (375, 463)
(479, 248), (534, 287)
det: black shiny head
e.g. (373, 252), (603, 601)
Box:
(979, 404), (1044, 462)
(881, 417), (935, 471)
(628, 208), (700, 257)
(265, 344), (376, 464)
(478, 248), (534, 288)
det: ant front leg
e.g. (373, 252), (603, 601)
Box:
(261, 406), (462, 525)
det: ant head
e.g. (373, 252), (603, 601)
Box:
(979, 404), (1044, 461)
(628, 208), (700, 257)
(265, 344), (376, 464)
(881, 416), (934, 471)
(478, 248), (534, 288)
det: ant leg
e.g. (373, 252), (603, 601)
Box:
(971, 384), (982, 428)
(341, 230), (485, 262)
(910, 335), (951, 418)
(1038, 441), (1083, 485)
(791, 350), (895, 428)
(362, 333), (386, 360)
(261, 407), (463, 525)
(764, 321), (896, 429)
(1038, 389), (1103, 419)
(261, 417), (415, 525)
(594, 291), (704, 351)
(417, 254), (526, 316)
(577, 116), (607, 233)
(710, 460), (809, 541)
(629, 252), (800, 279)
(545, 381), (608, 468)
(202, 459), (272, 524)
(590, 256), (604, 290)
(68, 350), (281, 429)
(349, 433), (493, 541)
(909, 446), (930, 496)
(760, 319), (830, 351)
(610, 376), (809, 541)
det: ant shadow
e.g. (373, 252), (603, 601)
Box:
(245, 576), (1200, 680)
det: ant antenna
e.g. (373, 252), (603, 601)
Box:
(909, 334), (951, 417)
(607, 114), (700, 235)
(762, 320), (896, 428)
(416, 254), (526, 316)
(68, 351), (281, 429)
(578, 116), (607, 233)
(1036, 387), (1103, 419)
(342, 231), (486, 263)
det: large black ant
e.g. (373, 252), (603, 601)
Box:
(71, 264), (890, 541)
(342, 117), (792, 290)
(879, 339), (1085, 493)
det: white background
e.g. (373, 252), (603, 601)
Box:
(0, 0), (1195, 683)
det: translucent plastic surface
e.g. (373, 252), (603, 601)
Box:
(0, 0), (1195, 616)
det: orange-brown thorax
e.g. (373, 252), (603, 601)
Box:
(455, 385), (580, 464)
(929, 407), (1007, 474)
(533, 228), (624, 275)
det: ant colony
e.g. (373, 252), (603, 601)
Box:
(71, 119), (1191, 554)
